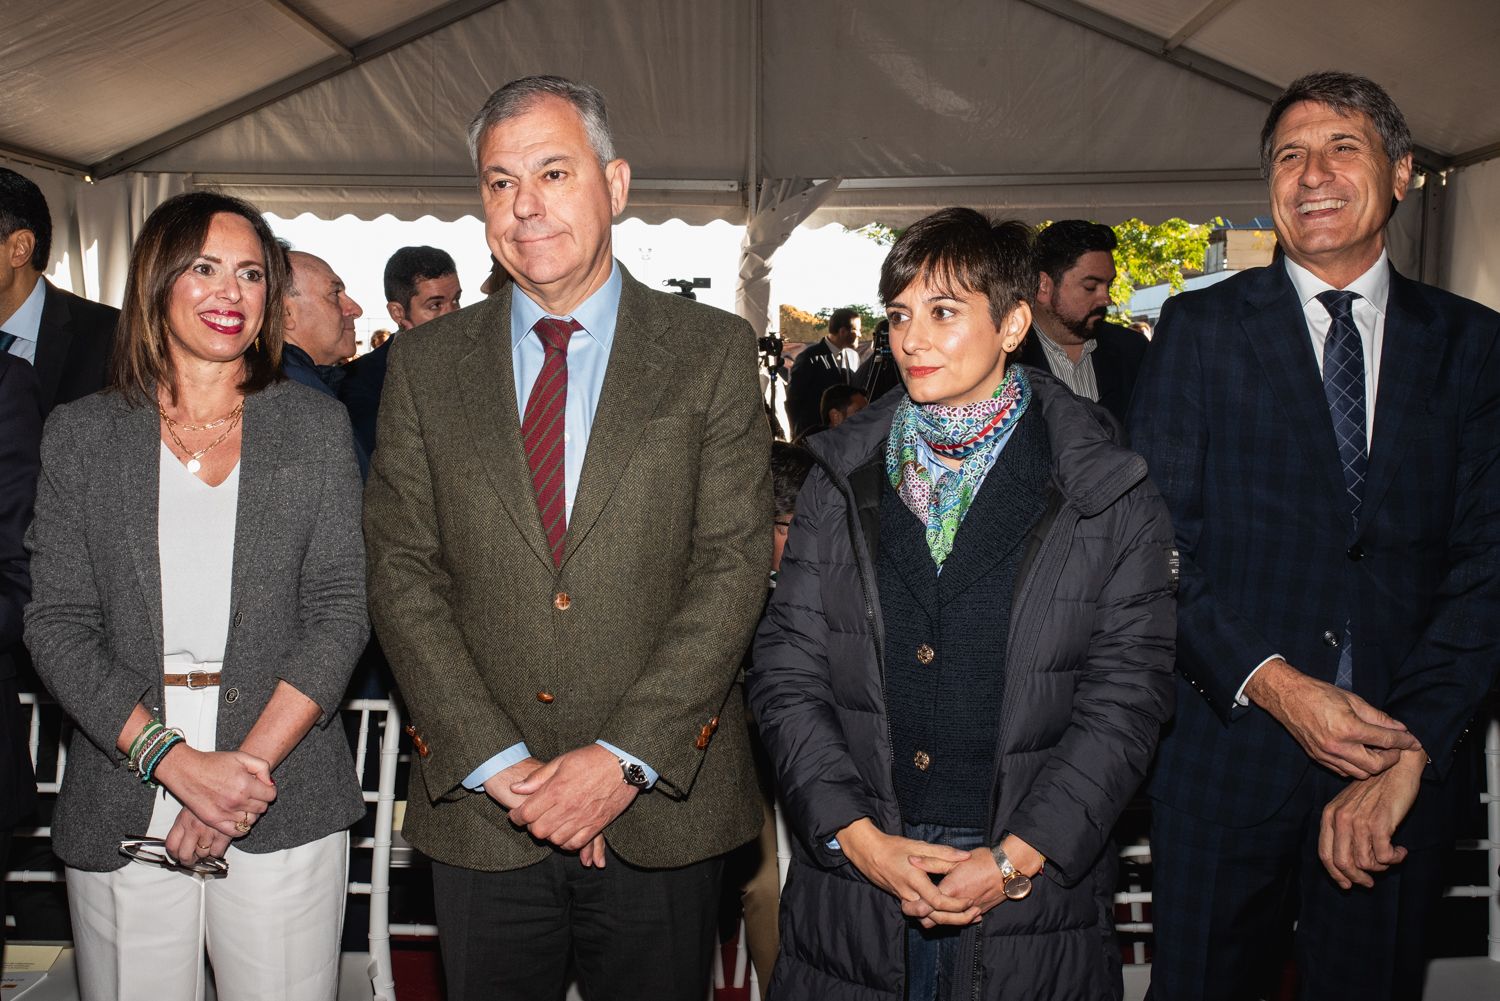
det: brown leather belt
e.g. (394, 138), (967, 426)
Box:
(162, 671), (222, 689)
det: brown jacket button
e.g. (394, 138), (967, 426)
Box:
(404, 724), (431, 758)
(554, 592), (572, 611)
(536, 692), (555, 703)
(916, 643), (935, 665)
(913, 750), (931, 771)
(695, 734), (709, 750)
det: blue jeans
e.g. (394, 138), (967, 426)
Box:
(903, 822), (987, 1001)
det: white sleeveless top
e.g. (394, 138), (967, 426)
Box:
(157, 443), (239, 666)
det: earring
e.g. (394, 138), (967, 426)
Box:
(254, 335), (262, 352)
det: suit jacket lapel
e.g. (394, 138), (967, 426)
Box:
(1360, 269), (1442, 526)
(226, 384), (289, 640)
(458, 286), (555, 568)
(33, 282), (72, 411)
(1242, 267), (1350, 510)
(118, 397), (164, 654)
(561, 272), (671, 563)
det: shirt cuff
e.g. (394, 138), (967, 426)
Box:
(1235, 655), (1283, 707)
(826, 837), (841, 852)
(595, 740), (659, 789)
(463, 742), (532, 791)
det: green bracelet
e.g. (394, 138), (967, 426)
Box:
(127, 720), (163, 773)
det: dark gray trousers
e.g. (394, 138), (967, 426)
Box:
(432, 846), (724, 1001)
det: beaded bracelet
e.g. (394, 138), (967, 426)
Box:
(139, 729), (185, 788)
(126, 720), (164, 774)
(132, 726), (174, 777)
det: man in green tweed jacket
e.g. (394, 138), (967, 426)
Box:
(364, 75), (770, 1001)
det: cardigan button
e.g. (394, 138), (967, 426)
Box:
(913, 750), (931, 772)
(915, 644), (935, 665)
(553, 592), (572, 611)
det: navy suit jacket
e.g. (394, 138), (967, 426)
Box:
(34, 280), (118, 416)
(1018, 320), (1148, 426)
(1129, 261), (1500, 832)
(0, 354), (40, 827)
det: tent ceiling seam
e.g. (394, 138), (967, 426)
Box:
(1017, 0), (1454, 172)
(1164, 0), (1244, 52)
(89, 0), (510, 180)
(262, 0), (354, 59)
(0, 143), (90, 178)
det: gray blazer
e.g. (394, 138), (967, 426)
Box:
(24, 380), (368, 871)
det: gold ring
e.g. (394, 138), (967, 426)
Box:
(196, 842), (212, 851)
(235, 812), (253, 834)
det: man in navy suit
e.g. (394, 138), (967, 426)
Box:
(1131, 72), (1500, 1000)
(0, 168), (118, 415)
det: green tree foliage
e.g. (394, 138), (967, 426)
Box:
(1107, 217), (1221, 319)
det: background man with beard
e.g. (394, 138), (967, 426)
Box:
(1018, 220), (1147, 425)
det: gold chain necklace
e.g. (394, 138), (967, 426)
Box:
(158, 402), (244, 475)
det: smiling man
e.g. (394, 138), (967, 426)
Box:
(363, 76), (769, 1001)
(1131, 72), (1500, 1000)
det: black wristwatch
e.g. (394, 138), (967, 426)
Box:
(619, 759), (649, 788)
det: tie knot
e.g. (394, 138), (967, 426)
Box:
(534, 316), (582, 353)
(1316, 289), (1359, 323)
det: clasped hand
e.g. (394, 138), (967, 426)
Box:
(154, 746), (277, 863)
(1246, 659), (1418, 779)
(837, 818), (1016, 928)
(483, 744), (634, 867)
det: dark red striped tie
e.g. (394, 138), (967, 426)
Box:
(522, 317), (581, 565)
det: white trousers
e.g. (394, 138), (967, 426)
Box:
(66, 684), (349, 1001)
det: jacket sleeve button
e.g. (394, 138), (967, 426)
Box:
(536, 692), (555, 703)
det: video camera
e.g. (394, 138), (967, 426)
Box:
(664, 277), (711, 300)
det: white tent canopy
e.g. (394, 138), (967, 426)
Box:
(3, 0), (1498, 315)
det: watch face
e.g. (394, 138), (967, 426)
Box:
(622, 762), (648, 787)
(1002, 872), (1033, 900)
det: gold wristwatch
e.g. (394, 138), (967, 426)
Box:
(991, 844), (1037, 900)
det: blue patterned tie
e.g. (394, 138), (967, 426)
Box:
(1317, 290), (1366, 689)
(0, 332), (16, 353)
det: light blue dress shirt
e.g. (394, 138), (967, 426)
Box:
(463, 263), (659, 793)
(0, 278), (45, 363)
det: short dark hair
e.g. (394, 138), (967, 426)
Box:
(878, 207), (1037, 327)
(384, 245), (458, 309)
(819, 383), (866, 426)
(771, 441), (815, 518)
(1034, 220), (1117, 286)
(110, 191), (288, 405)
(1260, 71), (1412, 178)
(0, 167), (52, 272)
(828, 308), (859, 335)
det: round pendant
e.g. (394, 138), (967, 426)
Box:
(186, 458), (202, 474)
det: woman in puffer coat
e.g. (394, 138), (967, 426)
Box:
(747, 208), (1176, 1001)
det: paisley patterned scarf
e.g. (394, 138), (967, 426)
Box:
(885, 366), (1032, 566)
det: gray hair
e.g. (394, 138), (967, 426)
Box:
(466, 75), (617, 171)
(1260, 71), (1412, 178)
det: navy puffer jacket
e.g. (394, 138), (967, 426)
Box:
(748, 370), (1176, 1001)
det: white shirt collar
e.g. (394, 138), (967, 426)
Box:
(1284, 249), (1390, 317)
(0, 276), (46, 343)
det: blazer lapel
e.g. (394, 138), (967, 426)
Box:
(560, 273), (671, 562)
(225, 384), (290, 647)
(458, 286), (555, 568)
(1242, 268), (1350, 510)
(119, 398), (164, 654)
(33, 282), (72, 411)
(1359, 269), (1442, 526)
(878, 486), (941, 621)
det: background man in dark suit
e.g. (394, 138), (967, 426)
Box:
(1131, 71), (1500, 1000)
(786, 306), (860, 438)
(364, 75), (769, 1001)
(0, 168), (118, 415)
(1020, 219), (1147, 425)
(0, 354), (40, 956)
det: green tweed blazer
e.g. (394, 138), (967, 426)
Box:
(365, 266), (771, 871)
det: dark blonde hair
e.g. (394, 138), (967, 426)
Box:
(109, 191), (288, 405)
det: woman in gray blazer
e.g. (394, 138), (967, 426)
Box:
(24, 192), (367, 1001)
